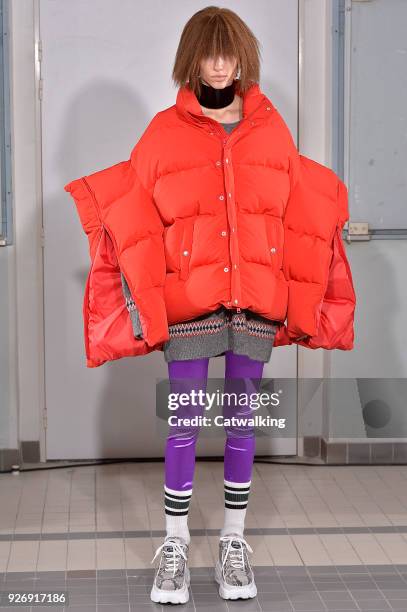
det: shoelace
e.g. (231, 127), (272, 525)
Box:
(150, 538), (188, 578)
(220, 534), (253, 574)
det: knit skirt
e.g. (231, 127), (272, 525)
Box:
(163, 306), (279, 363)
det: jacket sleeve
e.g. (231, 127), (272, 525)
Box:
(64, 155), (169, 348)
(282, 153), (356, 348)
(298, 178), (356, 350)
(282, 153), (327, 340)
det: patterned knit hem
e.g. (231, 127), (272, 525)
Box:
(163, 309), (278, 363)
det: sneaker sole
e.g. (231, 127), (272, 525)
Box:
(150, 566), (190, 604)
(214, 560), (257, 600)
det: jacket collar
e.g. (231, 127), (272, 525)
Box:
(175, 81), (275, 127)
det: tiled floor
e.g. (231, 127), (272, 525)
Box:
(2, 462), (407, 610)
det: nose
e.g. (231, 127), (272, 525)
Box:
(214, 56), (225, 69)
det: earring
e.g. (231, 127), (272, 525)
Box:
(186, 73), (200, 83)
(234, 67), (241, 80)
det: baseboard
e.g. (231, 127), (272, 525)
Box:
(302, 436), (407, 464)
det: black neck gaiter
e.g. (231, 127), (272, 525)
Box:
(197, 79), (236, 109)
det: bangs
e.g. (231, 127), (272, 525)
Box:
(197, 16), (240, 63)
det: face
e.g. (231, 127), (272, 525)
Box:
(198, 55), (238, 88)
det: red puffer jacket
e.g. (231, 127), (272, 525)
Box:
(64, 82), (356, 368)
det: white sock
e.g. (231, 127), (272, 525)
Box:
(164, 484), (192, 545)
(220, 478), (251, 538)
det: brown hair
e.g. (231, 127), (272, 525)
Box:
(172, 6), (262, 97)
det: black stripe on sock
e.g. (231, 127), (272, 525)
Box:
(224, 481), (250, 510)
(165, 491), (192, 502)
(164, 488), (192, 515)
(164, 496), (191, 511)
(225, 491), (249, 503)
(164, 508), (189, 516)
(225, 501), (248, 509)
(224, 484), (251, 493)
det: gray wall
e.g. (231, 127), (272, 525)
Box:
(0, 246), (18, 450)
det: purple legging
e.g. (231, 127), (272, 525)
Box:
(165, 349), (264, 492)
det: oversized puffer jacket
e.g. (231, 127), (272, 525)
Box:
(64, 82), (356, 368)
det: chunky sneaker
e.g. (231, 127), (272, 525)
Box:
(150, 535), (190, 604)
(214, 532), (257, 600)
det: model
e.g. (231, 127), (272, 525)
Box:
(64, 5), (356, 605)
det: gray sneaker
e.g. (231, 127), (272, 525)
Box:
(214, 533), (257, 599)
(150, 535), (190, 604)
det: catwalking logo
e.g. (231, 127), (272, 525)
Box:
(168, 413), (286, 429)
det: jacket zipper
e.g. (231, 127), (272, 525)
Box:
(81, 177), (147, 340)
(101, 222), (147, 340)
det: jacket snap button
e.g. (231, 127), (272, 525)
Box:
(224, 267), (229, 272)
(183, 250), (189, 256)
(266, 106), (271, 110)
(219, 194), (224, 200)
(221, 230), (227, 236)
(231, 227), (235, 232)
(234, 298), (238, 304)
(228, 193), (232, 198)
(234, 264), (238, 269)
(270, 247), (277, 253)
(215, 160), (221, 166)
(225, 158), (229, 163)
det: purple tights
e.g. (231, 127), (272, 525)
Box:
(165, 349), (264, 492)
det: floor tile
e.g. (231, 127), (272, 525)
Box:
(2, 463), (407, 609)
